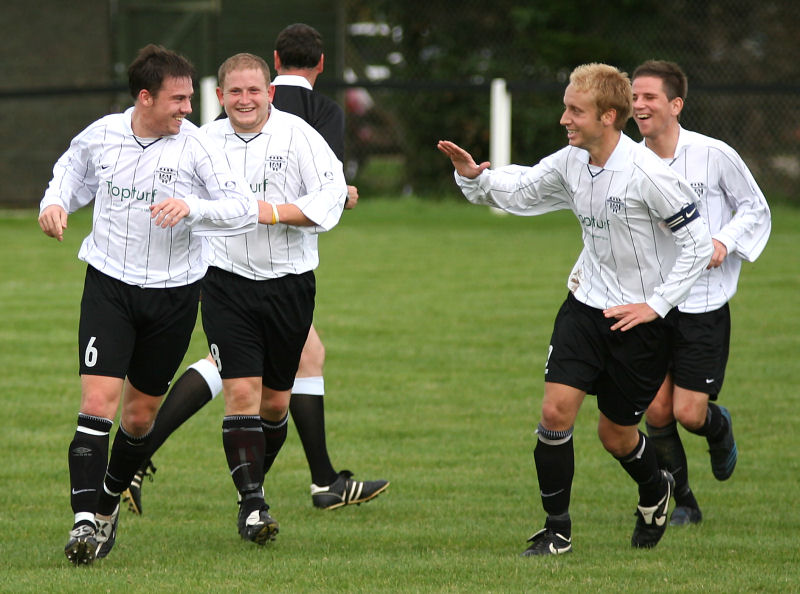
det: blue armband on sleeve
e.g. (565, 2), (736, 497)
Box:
(664, 202), (700, 231)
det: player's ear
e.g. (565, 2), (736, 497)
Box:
(671, 96), (684, 117)
(216, 87), (224, 106)
(601, 108), (617, 127)
(138, 88), (153, 106)
(317, 53), (325, 75)
(273, 50), (281, 72)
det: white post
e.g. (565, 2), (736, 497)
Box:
(490, 78), (511, 168)
(200, 75), (220, 125)
(489, 78), (511, 215)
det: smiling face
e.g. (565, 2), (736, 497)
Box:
(217, 68), (275, 133)
(632, 75), (682, 141)
(136, 76), (193, 137)
(560, 84), (609, 154)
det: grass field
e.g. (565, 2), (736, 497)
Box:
(1, 198), (799, 592)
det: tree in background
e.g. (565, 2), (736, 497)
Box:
(344, 0), (800, 198)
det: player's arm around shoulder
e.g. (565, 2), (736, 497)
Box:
(162, 129), (258, 236)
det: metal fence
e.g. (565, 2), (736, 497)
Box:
(2, 0), (798, 206)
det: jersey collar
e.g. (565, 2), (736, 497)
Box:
(272, 75), (313, 90)
(573, 132), (635, 172)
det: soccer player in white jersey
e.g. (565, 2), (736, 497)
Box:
(199, 53), (347, 545)
(438, 63), (713, 555)
(38, 45), (260, 565)
(631, 60), (771, 526)
(119, 25), (387, 517)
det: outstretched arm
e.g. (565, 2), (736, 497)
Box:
(437, 140), (490, 179)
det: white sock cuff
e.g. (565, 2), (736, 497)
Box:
(292, 376), (324, 395)
(189, 358), (223, 399)
(74, 512), (95, 526)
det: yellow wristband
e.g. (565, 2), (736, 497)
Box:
(271, 203), (280, 225)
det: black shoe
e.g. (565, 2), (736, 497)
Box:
(237, 505), (279, 545)
(631, 470), (674, 549)
(94, 504), (120, 559)
(64, 524), (97, 566)
(669, 505), (702, 526)
(122, 459), (157, 516)
(708, 406), (737, 481)
(310, 470), (390, 510)
(521, 528), (573, 557)
(521, 515), (572, 556)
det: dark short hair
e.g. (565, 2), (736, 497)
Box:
(275, 23), (323, 69)
(632, 60), (688, 101)
(128, 44), (196, 99)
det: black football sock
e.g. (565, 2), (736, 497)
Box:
(289, 379), (339, 486)
(222, 415), (265, 515)
(146, 359), (221, 459)
(533, 424), (574, 526)
(98, 424), (152, 515)
(261, 414), (289, 476)
(616, 431), (664, 507)
(645, 421), (692, 504)
(68, 413), (113, 528)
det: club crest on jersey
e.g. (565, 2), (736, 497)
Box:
(157, 167), (177, 184)
(691, 182), (706, 199)
(268, 155), (286, 171)
(606, 196), (624, 213)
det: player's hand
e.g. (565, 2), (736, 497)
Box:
(344, 185), (359, 210)
(38, 204), (68, 241)
(603, 302), (659, 331)
(437, 140), (490, 179)
(707, 239), (728, 269)
(150, 198), (190, 228)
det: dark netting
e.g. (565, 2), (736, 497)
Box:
(3, 0), (798, 205)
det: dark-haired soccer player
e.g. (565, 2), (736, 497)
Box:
(631, 59), (770, 525)
(121, 24), (387, 517)
(38, 44), (259, 565)
(438, 63), (713, 555)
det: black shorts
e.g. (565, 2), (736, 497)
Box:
(669, 304), (730, 398)
(78, 265), (201, 395)
(200, 267), (315, 390)
(545, 293), (674, 426)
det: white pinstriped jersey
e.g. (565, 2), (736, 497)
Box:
(652, 127), (771, 313)
(455, 132), (713, 317)
(201, 106), (347, 280)
(40, 107), (258, 288)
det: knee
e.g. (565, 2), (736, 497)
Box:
(674, 400), (706, 431)
(297, 338), (325, 376)
(223, 380), (262, 415)
(597, 421), (639, 458)
(540, 401), (571, 431)
(260, 390), (291, 420)
(121, 408), (156, 436)
(597, 428), (621, 456)
(645, 400), (673, 427)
